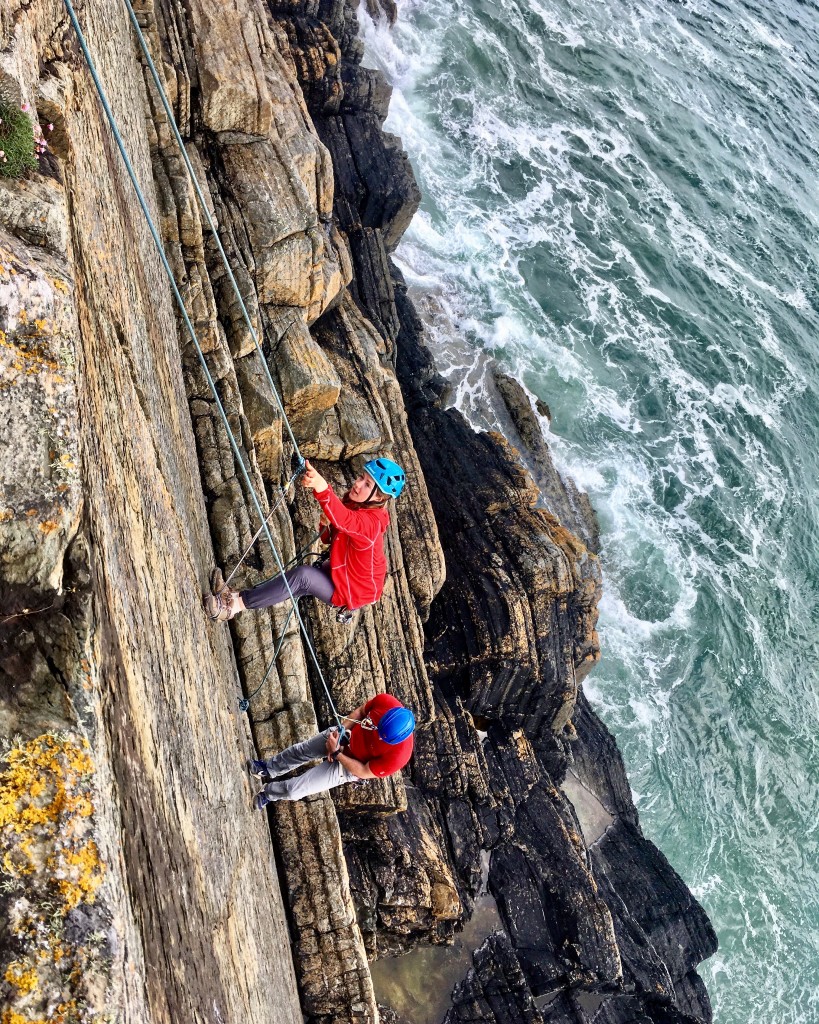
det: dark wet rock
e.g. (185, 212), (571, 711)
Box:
(484, 729), (621, 995)
(394, 356), (602, 736)
(585, 993), (708, 1024)
(590, 821), (717, 1018)
(443, 932), (545, 1024)
(341, 786), (463, 957)
(571, 691), (639, 826)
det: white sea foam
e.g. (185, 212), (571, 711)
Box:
(747, 18), (794, 53)
(365, 4), (819, 1021)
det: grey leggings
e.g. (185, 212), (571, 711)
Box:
(240, 564), (335, 610)
(261, 728), (358, 801)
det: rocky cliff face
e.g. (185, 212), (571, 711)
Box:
(0, 2), (715, 1024)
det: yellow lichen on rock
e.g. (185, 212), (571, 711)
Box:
(0, 734), (108, 1024)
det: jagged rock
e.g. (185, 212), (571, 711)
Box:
(0, 175), (68, 253)
(265, 306), (342, 443)
(217, 137), (349, 316)
(571, 691), (638, 828)
(309, 297), (393, 459)
(583, 993), (706, 1024)
(233, 347), (285, 480)
(183, 0), (274, 136)
(364, 0), (398, 27)
(539, 992), (585, 1023)
(347, 225), (401, 344)
(317, 113), (420, 252)
(444, 932), (545, 1024)
(393, 275), (602, 737)
(340, 63), (393, 120)
(274, 14), (344, 114)
(493, 371), (600, 555)
(484, 729), (621, 994)
(590, 821), (717, 1012)
(341, 786), (463, 958)
(0, 213), (80, 597)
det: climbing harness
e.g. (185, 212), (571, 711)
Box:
(62, 0), (349, 740)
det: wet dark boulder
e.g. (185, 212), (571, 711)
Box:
(444, 932), (546, 1024)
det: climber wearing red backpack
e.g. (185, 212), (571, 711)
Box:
(205, 457), (405, 621)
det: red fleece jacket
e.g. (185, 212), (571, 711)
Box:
(347, 693), (414, 777)
(314, 484), (390, 609)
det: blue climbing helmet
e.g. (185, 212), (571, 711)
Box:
(364, 457), (406, 499)
(377, 706), (416, 744)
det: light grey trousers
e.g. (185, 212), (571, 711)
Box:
(261, 727), (358, 802)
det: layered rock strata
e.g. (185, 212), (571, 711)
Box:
(1, 1), (305, 1022)
(0, 2), (716, 1024)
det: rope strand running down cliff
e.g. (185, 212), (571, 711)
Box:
(60, 0), (348, 740)
(121, 0), (305, 463)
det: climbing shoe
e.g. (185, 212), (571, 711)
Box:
(247, 758), (270, 781)
(253, 792), (271, 811)
(204, 568), (241, 622)
(204, 589), (236, 622)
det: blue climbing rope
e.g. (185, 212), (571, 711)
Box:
(61, 0), (347, 740)
(222, 466), (304, 589)
(238, 604), (296, 713)
(120, 0), (305, 462)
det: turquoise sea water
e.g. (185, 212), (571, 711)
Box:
(362, 1), (819, 1021)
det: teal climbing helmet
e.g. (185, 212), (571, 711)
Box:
(364, 457), (406, 499)
(378, 706), (416, 744)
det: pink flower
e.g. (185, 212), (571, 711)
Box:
(47, 124), (53, 131)
(21, 102), (29, 111)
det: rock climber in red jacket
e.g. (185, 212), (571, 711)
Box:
(205, 456), (405, 621)
(249, 692), (415, 808)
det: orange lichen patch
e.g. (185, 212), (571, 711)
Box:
(0, 508), (13, 521)
(0, 735), (107, 1024)
(5, 961), (39, 996)
(2, 1011), (35, 1024)
(38, 521), (60, 534)
(0, 331), (61, 374)
(1, 1012), (78, 1024)
(54, 840), (103, 912)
